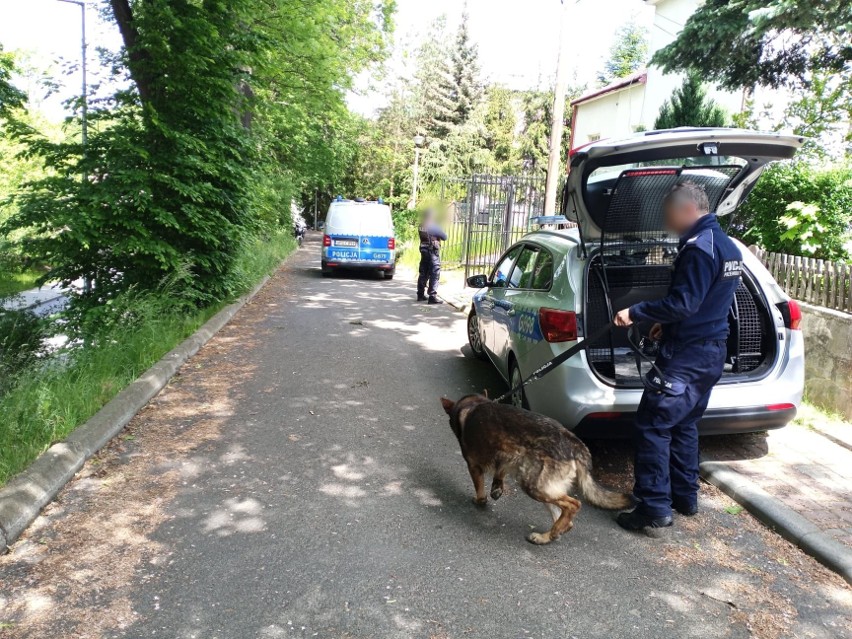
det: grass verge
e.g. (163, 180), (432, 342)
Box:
(0, 231), (295, 485)
(0, 269), (44, 298)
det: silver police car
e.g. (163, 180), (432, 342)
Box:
(466, 129), (805, 436)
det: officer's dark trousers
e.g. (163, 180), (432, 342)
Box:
(633, 339), (727, 518)
(417, 248), (441, 298)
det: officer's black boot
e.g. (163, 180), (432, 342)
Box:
(672, 498), (698, 517)
(427, 296), (443, 305)
(417, 294), (428, 301)
(616, 509), (672, 531)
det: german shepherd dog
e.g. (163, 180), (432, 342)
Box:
(440, 395), (634, 544)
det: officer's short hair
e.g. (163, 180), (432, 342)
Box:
(664, 181), (710, 215)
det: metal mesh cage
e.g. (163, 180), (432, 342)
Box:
(731, 282), (765, 373)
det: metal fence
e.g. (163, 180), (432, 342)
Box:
(439, 174), (565, 279)
(752, 247), (852, 314)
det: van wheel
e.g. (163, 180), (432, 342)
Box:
(322, 267), (333, 277)
(383, 270), (395, 280)
(509, 359), (529, 410)
(467, 311), (487, 361)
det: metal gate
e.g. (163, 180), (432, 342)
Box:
(440, 174), (564, 280)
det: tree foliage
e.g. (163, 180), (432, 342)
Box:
(597, 21), (648, 87)
(728, 162), (852, 260)
(2, 0), (393, 309)
(654, 72), (728, 129)
(652, 0), (852, 91)
(0, 46), (25, 118)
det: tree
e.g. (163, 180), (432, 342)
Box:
(651, 0), (852, 91)
(3, 0), (394, 310)
(0, 45), (25, 118)
(449, 7), (482, 126)
(482, 86), (517, 171)
(597, 21), (648, 87)
(654, 72), (728, 129)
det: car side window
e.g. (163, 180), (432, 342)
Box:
(508, 246), (540, 289)
(491, 246), (523, 288)
(529, 250), (554, 290)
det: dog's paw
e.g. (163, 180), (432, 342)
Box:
(472, 497), (488, 507)
(526, 531), (552, 545)
(490, 486), (503, 500)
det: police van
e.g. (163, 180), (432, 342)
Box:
(321, 197), (396, 279)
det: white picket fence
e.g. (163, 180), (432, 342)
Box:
(752, 247), (852, 314)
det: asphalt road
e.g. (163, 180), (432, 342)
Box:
(1, 234), (850, 639)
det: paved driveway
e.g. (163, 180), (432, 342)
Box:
(0, 236), (849, 639)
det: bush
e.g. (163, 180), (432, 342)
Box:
(0, 308), (46, 395)
(729, 161), (852, 259)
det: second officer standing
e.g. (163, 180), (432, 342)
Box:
(417, 208), (447, 304)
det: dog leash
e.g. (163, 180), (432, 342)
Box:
(492, 322), (669, 404)
(492, 322), (614, 403)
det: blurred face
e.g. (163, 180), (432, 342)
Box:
(663, 198), (702, 235)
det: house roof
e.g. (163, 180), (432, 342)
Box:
(570, 70), (647, 107)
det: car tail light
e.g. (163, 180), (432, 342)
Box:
(586, 411), (623, 420)
(776, 300), (802, 330)
(539, 308), (577, 343)
(388, 237), (395, 250)
(323, 234), (331, 247)
(766, 403), (795, 411)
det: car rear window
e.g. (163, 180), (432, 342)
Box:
(509, 247), (539, 288)
(529, 251), (554, 290)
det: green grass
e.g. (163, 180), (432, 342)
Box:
(0, 269), (44, 298)
(0, 232), (295, 486)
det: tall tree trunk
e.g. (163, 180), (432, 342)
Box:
(109, 0), (153, 104)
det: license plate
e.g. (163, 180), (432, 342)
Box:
(334, 239), (357, 248)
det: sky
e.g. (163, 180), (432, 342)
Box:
(348, 0), (654, 116)
(0, 0), (653, 121)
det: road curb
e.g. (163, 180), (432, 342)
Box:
(700, 460), (852, 585)
(0, 274), (274, 552)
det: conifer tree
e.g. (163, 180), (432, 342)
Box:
(654, 72), (728, 129)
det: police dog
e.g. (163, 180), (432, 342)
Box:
(440, 395), (633, 544)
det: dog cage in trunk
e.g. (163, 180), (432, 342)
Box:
(582, 165), (776, 387)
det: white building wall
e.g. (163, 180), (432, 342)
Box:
(639, 0), (746, 130)
(573, 83), (647, 145)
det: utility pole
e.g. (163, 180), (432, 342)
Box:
(544, 0), (570, 215)
(57, 0), (90, 294)
(412, 134), (425, 209)
(57, 0), (88, 151)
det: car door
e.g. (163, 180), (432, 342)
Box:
(490, 245), (541, 374)
(480, 245), (522, 361)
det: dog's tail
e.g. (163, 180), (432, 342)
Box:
(576, 463), (634, 510)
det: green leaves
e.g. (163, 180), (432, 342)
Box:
(597, 21), (649, 87)
(651, 0), (852, 91)
(729, 161), (852, 260)
(654, 72), (729, 129)
(2, 0), (393, 315)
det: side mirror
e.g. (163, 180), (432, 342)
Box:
(466, 274), (489, 289)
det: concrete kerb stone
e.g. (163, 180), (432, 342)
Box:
(0, 274), (273, 552)
(700, 460), (852, 585)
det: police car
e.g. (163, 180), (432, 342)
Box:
(322, 197), (396, 278)
(466, 128), (805, 436)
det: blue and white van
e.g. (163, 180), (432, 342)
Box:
(321, 198), (396, 279)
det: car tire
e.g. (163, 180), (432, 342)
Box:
(383, 270), (395, 280)
(467, 311), (487, 361)
(322, 267), (333, 277)
(509, 359), (530, 410)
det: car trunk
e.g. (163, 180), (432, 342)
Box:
(564, 130), (801, 388)
(583, 251), (778, 387)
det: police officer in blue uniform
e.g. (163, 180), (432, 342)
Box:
(417, 208), (448, 304)
(613, 181), (743, 531)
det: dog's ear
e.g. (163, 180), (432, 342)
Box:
(440, 397), (455, 415)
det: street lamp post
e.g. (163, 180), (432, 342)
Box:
(412, 134), (425, 209)
(56, 0), (88, 151)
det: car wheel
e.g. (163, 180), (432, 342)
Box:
(322, 267), (333, 277)
(384, 270), (395, 280)
(509, 359), (529, 410)
(467, 311), (487, 360)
